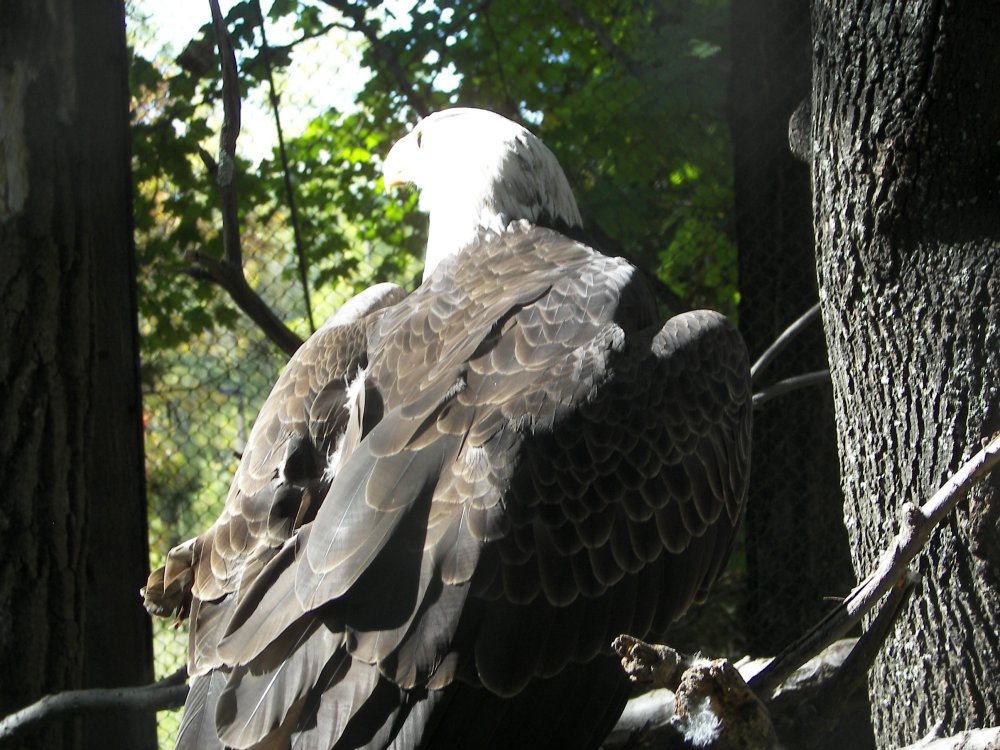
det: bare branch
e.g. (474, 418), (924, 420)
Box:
(258, 22), (341, 58)
(753, 369), (831, 410)
(749, 432), (1000, 697)
(608, 433), (999, 747)
(318, 0), (430, 117)
(0, 669), (188, 746)
(750, 302), (821, 382)
(614, 635), (704, 690)
(806, 571), (918, 700)
(763, 573), (918, 746)
(185, 250), (304, 355)
(208, 0), (242, 269)
(183, 0), (304, 356)
(610, 627), (904, 749)
(609, 647), (777, 750)
(607, 688), (677, 747)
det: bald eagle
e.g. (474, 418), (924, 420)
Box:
(143, 108), (751, 750)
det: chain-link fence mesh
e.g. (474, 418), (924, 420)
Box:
(136, 2), (853, 746)
(728, 2), (856, 660)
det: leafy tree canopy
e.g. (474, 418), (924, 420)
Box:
(130, 0), (734, 353)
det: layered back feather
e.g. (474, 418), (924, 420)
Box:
(143, 109), (752, 750)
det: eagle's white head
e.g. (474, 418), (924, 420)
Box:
(383, 108), (583, 280)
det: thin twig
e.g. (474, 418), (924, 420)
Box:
(186, 250), (304, 355)
(0, 669), (188, 745)
(251, 22), (340, 60)
(609, 434), (997, 748)
(186, 1), (304, 356)
(811, 572), (918, 700)
(753, 369), (831, 410)
(749, 432), (1000, 697)
(209, 0), (243, 269)
(318, 0), (430, 117)
(750, 302), (821, 382)
(253, 0), (316, 334)
(771, 574), (919, 746)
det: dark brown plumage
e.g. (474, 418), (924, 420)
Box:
(144, 109), (751, 750)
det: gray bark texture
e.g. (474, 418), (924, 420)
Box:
(811, 2), (1000, 746)
(0, 1), (155, 748)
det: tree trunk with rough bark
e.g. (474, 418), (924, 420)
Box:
(0, 1), (155, 748)
(811, 3), (1000, 746)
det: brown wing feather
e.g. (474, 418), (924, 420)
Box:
(141, 283), (405, 666)
(154, 223), (750, 750)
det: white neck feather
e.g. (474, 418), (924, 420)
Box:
(423, 202), (508, 280)
(390, 109), (583, 281)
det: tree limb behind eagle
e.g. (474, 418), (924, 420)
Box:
(143, 108), (752, 750)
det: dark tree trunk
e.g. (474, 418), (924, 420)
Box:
(811, 2), (1000, 746)
(0, 1), (155, 748)
(730, 0), (857, 664)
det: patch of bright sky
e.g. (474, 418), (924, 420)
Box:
(131, 0), (437, 164)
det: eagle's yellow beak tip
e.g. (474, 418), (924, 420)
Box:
(383, 174), (406, 194)
(383, 133), (417, 194)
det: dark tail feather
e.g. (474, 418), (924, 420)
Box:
(175, 670), (227, 750)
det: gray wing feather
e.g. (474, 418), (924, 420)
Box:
(142, 283), (405, 673)
(158, 224), (751, 749)
(174, 670), (227, 750)
(216, 623), (345, 748)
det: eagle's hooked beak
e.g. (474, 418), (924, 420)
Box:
(382, 129), (420, 193)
